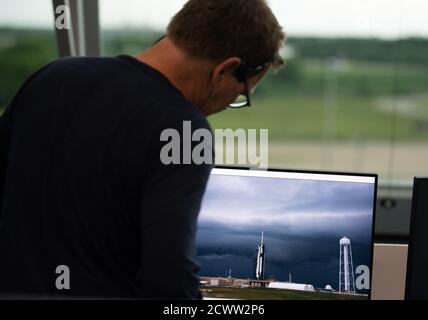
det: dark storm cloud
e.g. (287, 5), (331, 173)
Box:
(196, 173), (375, 288)
(198, 174), (374, 241)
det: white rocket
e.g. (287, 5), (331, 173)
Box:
(255, 232), (265, 280)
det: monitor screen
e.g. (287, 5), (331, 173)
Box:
(196, 167), (377, 300)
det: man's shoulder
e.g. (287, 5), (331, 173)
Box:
(37, 56), (131, 78)
(27, 56), (211, 132)
(159, 98), (211, 132)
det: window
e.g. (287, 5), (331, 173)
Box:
(98, 0), (428, 185)
(100, 0), (187, 56)
(0, 0), (57, 110)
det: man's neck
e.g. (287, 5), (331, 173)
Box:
(134, 37), (211, 111)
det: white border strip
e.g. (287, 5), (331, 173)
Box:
(374, 243), (408, 248)
(212, 168), (375, 184)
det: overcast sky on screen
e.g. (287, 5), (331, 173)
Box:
(195, 173), (375, 289)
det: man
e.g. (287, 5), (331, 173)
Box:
(0, 0), (284, 298)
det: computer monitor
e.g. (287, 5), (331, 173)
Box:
(405, 177), (428, 300)
(196, 167), (377, 300)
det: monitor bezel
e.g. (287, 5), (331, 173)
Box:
(405, 177), (428, 300)
(207, 165), (378, 300)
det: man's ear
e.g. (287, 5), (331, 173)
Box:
(212, 57), (242, 82)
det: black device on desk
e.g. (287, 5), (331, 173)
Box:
(405, 177), (428, 300)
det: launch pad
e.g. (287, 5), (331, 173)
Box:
(200, 285), (367, 300)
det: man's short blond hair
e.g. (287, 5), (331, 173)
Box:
(167, 0), (285, 69)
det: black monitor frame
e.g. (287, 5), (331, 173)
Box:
(405, 177), (428, 300)
(211, 165), (378, 300)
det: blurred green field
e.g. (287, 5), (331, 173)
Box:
(209, 58), (428, 142)
(1, 29), (427, 180)
(201, 286), (367, 300)
(209, 93), (428, 142)
(1, 29), (428, 143)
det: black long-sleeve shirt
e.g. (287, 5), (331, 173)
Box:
(0, 55), (213, 299)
